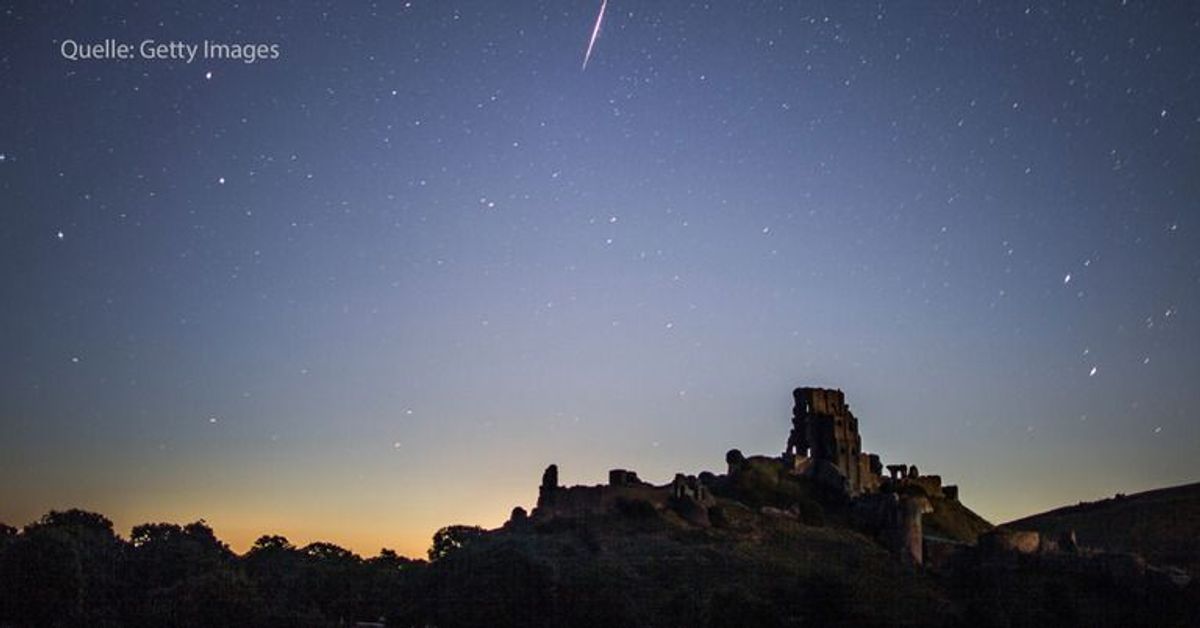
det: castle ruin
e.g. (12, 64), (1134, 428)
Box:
(786, 387), (881, 496)
(525, 386), (961, 567)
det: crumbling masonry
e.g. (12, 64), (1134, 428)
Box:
(526, 386), (962, 567)
(787, 387), (880, 496)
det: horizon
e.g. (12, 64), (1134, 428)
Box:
(5, 401), (1194, 559)
(8, 457), (1197, 559)
(3, 2), (1198, 561)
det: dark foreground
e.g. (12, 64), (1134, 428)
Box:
(2, 484), (1197, 627)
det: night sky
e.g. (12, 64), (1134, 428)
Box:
(2, 1), (1198, 558)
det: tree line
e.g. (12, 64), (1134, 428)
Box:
(0, 509), (484, 627)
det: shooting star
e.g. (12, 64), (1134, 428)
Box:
(582, 0), (608, 70)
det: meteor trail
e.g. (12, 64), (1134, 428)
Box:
(582, 0), (607, 70)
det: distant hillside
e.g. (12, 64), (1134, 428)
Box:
(1005, 482), (1200, 574)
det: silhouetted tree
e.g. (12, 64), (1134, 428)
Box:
(137, 569), (263, 628)
(243, 535), (327, 626)
(428, 524), (485, 562)
(122, 520), (251, 626)
(0, 525), (86, 625)
(0, 509), (439, 627)
(298, 542), (364, 622)
(251, 534), (294, 553)
(0, 517), (16, 621)
(362, 548), (425, 623)
(1, 509), (125, 626)
(127, 520), (235, 589)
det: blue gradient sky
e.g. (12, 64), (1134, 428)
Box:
(2, 1), (1198, 557)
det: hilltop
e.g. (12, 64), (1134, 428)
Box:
(402, 387), (1192, 627)
(1004, 482), (1200, 575)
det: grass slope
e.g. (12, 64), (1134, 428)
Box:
(1004, 482), (1200, 573)
(418, 506), (956, 628)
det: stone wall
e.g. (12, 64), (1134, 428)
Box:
(533, 465), (679, 521)
(788, 387), (881, 496)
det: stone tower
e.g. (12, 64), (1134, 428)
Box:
(787, 387), (870, 494)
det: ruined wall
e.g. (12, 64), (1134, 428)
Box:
(900, 496), (934, 566)
(853, 493), (933, 566)
(789, 387), (879, 496)
(857, 453), (882, 494)
(881, 466), (953, 501)
(908, 475), (944, 499)
(533, 465), (674, 520)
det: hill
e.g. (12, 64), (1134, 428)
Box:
(4, 494), (1196, 627)
(1004, 482), (1200, 575)
(407, 490), (1197, 628)
(415, 505), (956, 627)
